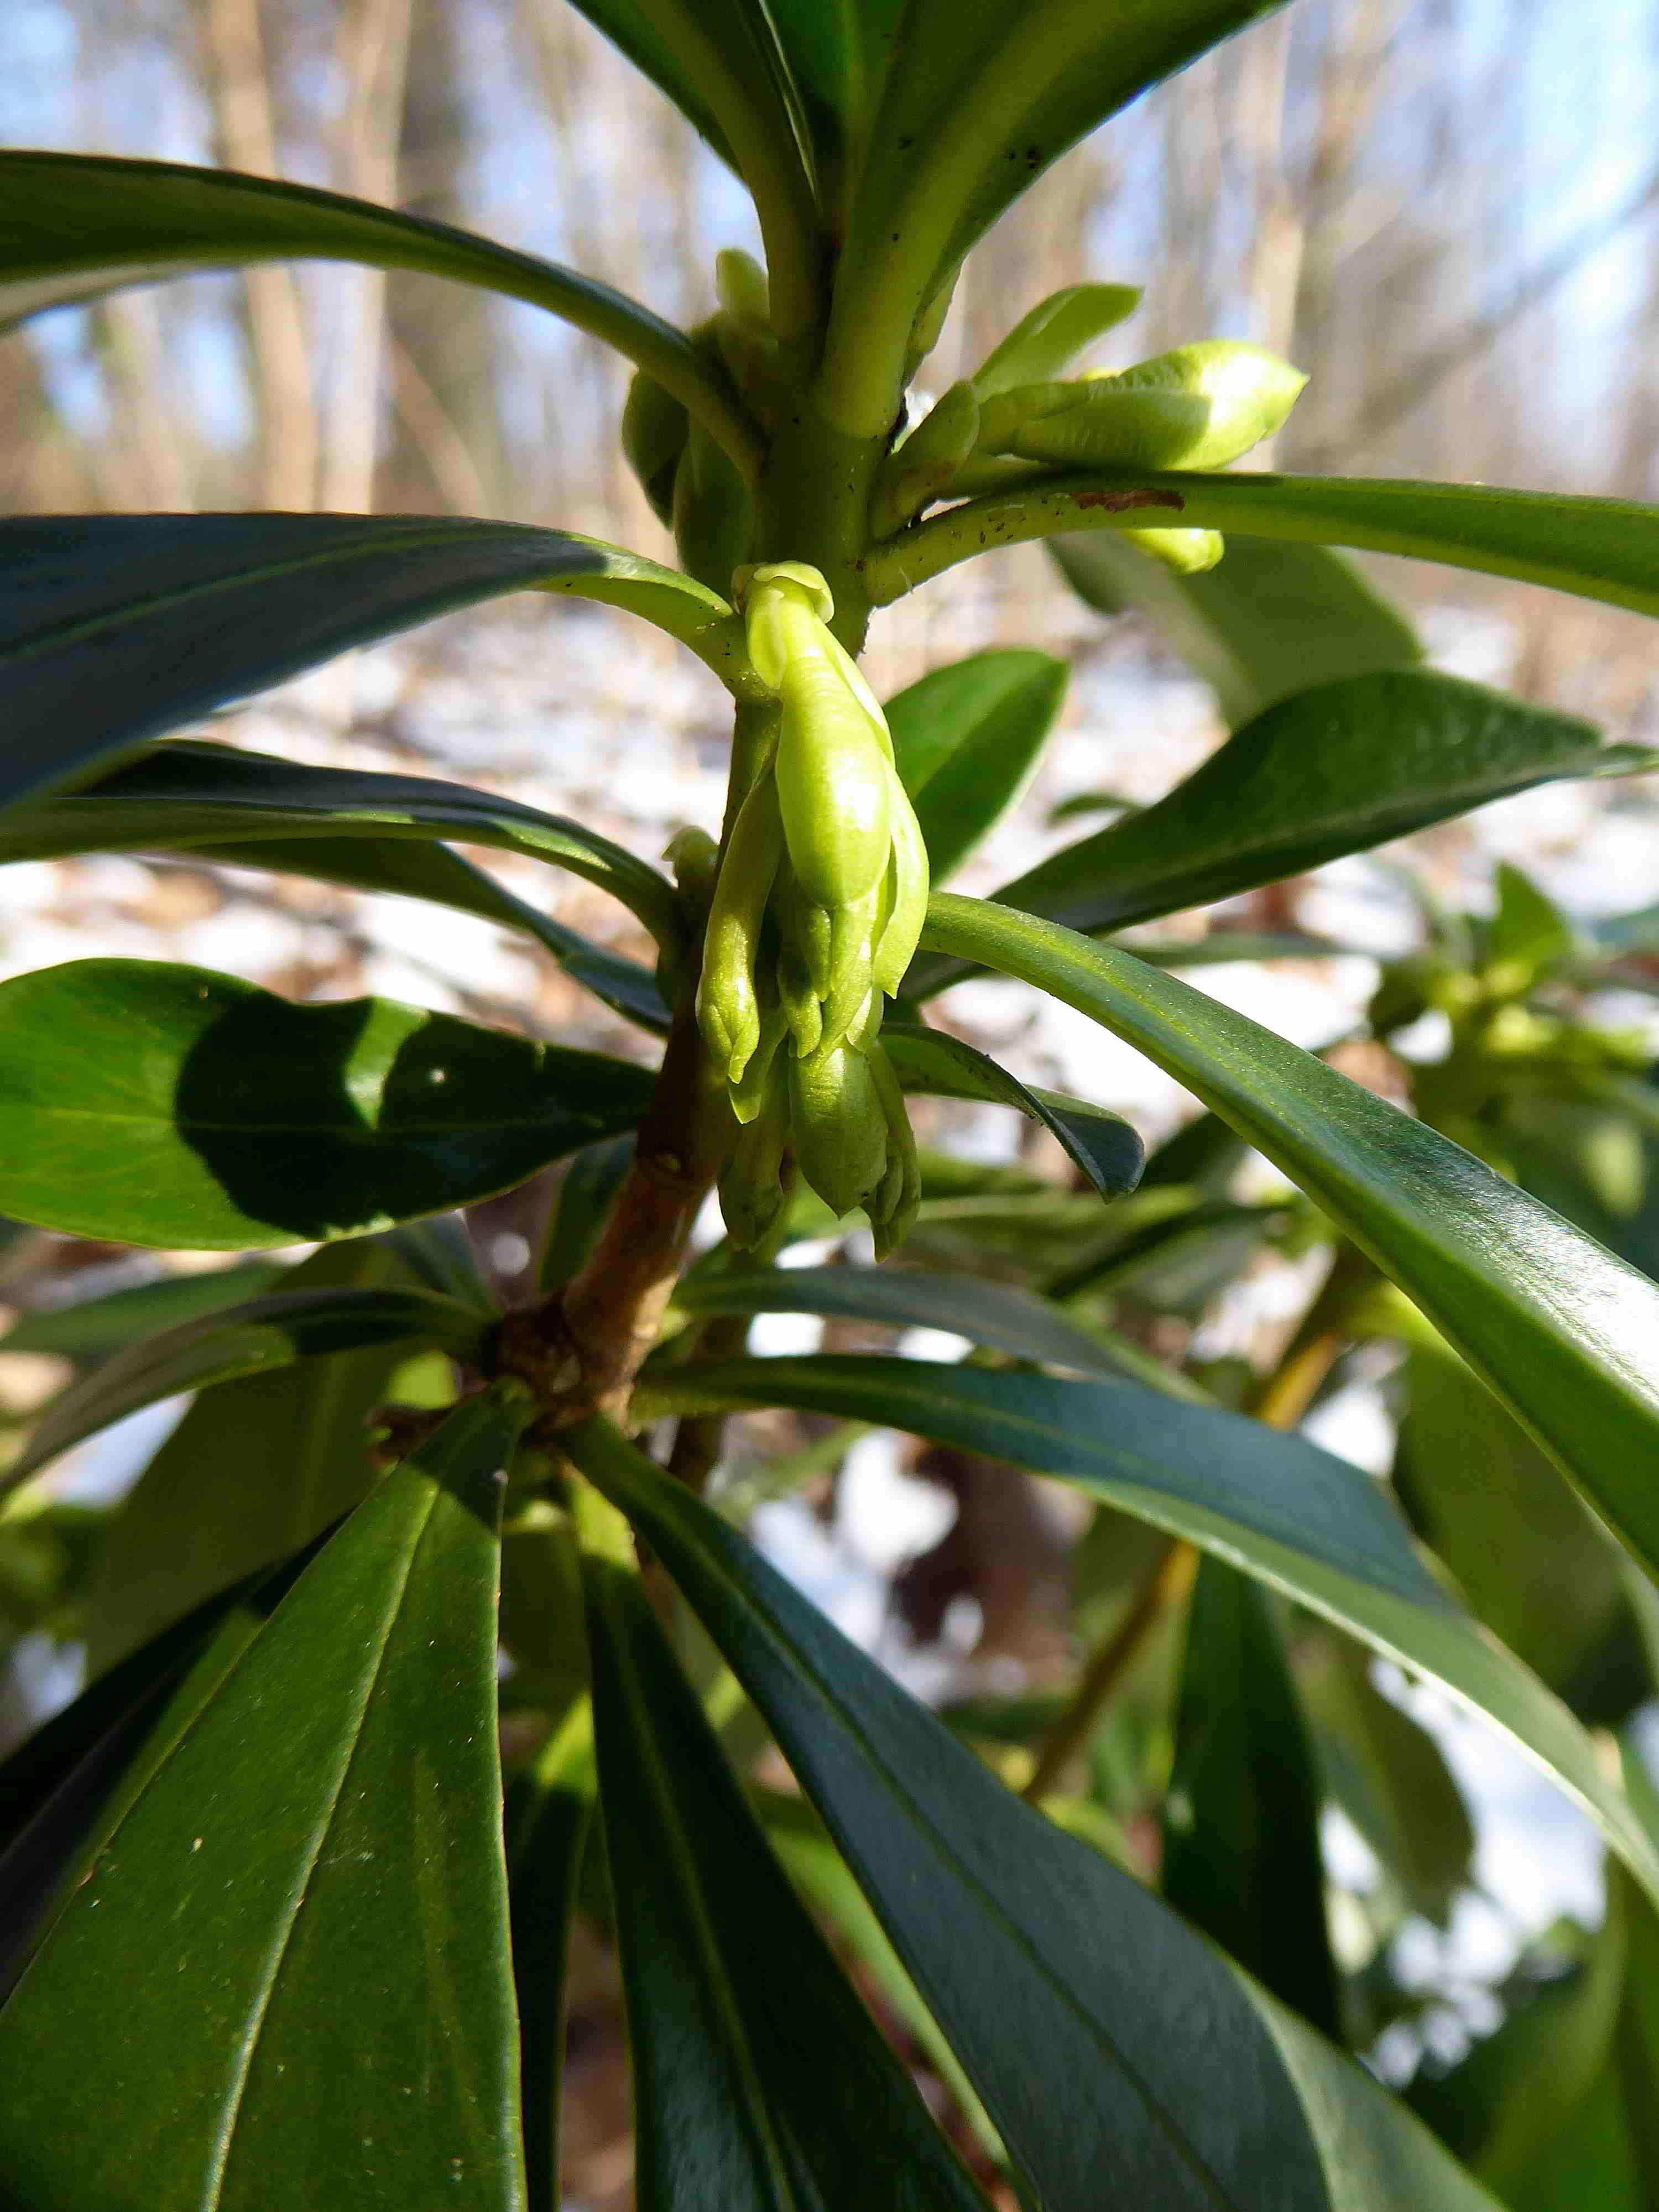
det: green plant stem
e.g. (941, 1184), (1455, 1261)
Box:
(865, 469), (1659, 617)
(1245, 1244), (1374, 1430)
(817, 5), (1127, 439)
(1022, 1537), (1197, 1804)
(642, 3), (822, 345)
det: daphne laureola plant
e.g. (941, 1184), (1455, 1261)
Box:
(4, 2), (1659, 2204)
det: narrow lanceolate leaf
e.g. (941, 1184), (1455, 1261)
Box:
(875, 469), (1659, 625)
(0, 961), (655, 1249)
(1050, 533), (1421, 727)
(1, 1258), (286, 1359)
(923, 893), (1659, 1596)
(638, 1351), (1659, 1908)
(0, 151), (759, 471)
(885, 649), (1066, 879)
(0, 1390), (529, 2212)
(9, 1278), (483, 1490)
(669, 1264), (1160, 1383)
(122, 825), (669, 1034)
(582, 1551), (991, 2211)
(74, 1245), (457, 1674)
(884, 1022), (1143, 1199)
(911, 672), (1653, 985)
(1162, 1562), (1341, 2036)
(570, 1417), (1501, 2212)
(0, 512), (752, 811)
(0, 740), (682, 945)
(506, 1709), (596, 2212)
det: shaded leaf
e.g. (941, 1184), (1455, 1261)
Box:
(1395, 1345), (1624, 1693)
(0, 739), (682, 945)
(570, 1416), (1501, 2212)
(921, 893), (1659, 1598)
(0, 1259), (286, 1360)
(1163, 1561), (1341, 2034)
(582, 1547), (990, 2210)
(1050, 533), (1421, 727)
(0, 512), (749, 811)
(507, 1707), (596, 2212)
(670, 1262), (1171, 1384)
(1301, 1637), (1474, 1928)
(10, 1274), (483, 1491)
(75, 1246), (458, 1673)
(885, 649), (1066, 879)
(639, 1350), (1659, 1907)
(0, 150), (757, 468)
(884, 1021), (1143, 1198)
(0, 959), (654, 1248)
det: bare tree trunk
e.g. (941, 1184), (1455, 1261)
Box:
(319, 0), (415, 515)
(200, 0), (319, 509)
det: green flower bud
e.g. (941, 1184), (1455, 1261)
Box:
(1009, 342), (1307, 472)
(714, 247), (770, 331)
(1117, 526), (1226, 576)
(872, 768), (930, 994)
(818, 884), (883, 1053)
(864, 1042), (921, 1260)
(776, 942), (823, 1057)
(620, 371), (688, 528)
(728, 997), (787, 1125)
(696, 770), (784, 1084)
(719, 1081), (790, 1250)
(743, 573), (894, 911)
(664, 826), (720, 914)
(971, 283), (1142, 398)
(872, 381), (982, 535)
(789, 1041), (890, 1219)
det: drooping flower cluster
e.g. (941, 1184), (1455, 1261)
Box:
(696, 563), (927, 1255)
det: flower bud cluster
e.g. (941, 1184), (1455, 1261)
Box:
(875, 285), (1307, 576)
(697, 564), (928, 1256)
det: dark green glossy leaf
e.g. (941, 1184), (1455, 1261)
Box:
(382, 1215), (497, 1308)
(1163, 1561), (1340, 2034)
(0, 1389), (527, 2210)
(74, 1244), (457, 1673)
(639, 1350), (1659, 1906)
(669, 1262), (1167, 1383)
(1396, 1345), (1624, 1693)
(0, 740), (682, 946)
(582, 1546), (990, 2210)
(1050, 533), (1421, 727)
(754, 1787), (999, 2157)
(149, 829), (670, 1034)
(884, 1021), (1143, 1198)
(912, 673), (1652, 982)
(0, 512), (749, 811)
(885, 649), (1066, 879)
(0, 150), (758, 470)
(507, 1707), (595, 2212)
(880, 469), (1659, 624)
(9, 1276), (482, 1491)
(922, 893), (1659, 1597)
(0, 1259), (286, 1360)
(570, 1416), (1502, 2212)
(0, 959), (655, 1249)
